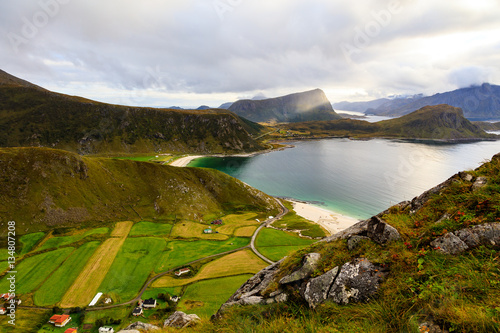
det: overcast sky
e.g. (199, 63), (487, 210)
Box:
(1, 0), (499, 108)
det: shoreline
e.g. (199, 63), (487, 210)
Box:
(169, 155), (204, 167)
(286, 199), (360, 236)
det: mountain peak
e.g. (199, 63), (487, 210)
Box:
(0, 69), (44, 90)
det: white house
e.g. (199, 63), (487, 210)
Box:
(175, 268), (190, 276)
(99, 327), (115, 333)
(143, 298), (157, 308)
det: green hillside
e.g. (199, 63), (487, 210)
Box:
(0, 70), (266, 155)
(0, 147), (280, 236)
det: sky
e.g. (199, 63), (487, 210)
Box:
(1, 0), (500, 108)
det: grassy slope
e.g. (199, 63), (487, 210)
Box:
(37, 227), (108, 251)
(0, 76), (265, 154)
(19, 232), (45, 254)
(280, 104), (494, 140)
(255, 228), (316, 261)
(0, 147), (280, 235)
(183, 153), (500, 333)
(129, 221), (173, 236)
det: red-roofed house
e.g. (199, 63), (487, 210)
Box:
(49, 314), (71, 327)
(0, 308), (6, 315)
(64, 328), (78, 333)
(175, 268), (190, 276)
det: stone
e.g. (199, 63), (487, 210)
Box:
(418, 320), (449, 333)
(430, 232), (469, 255)
(327, 258), (386, 305)
(435, 213), (451, 224)
(274, 292), (288, 303)
(472, 176), (488, 191)
(163, 311), (200, 329)
(303, 266), (339, 308)
(454, 222), (500, 248)
(279, 253), (321, 284)
(366, 216), (400, 244)
(124, 322), (160, 331)
(458, 171), (473, 182)
(347, 236), (371, 251)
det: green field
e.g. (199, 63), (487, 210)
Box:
(113, 155), (156, 162)
(0, 249), (8, 261)
(273, 202), (326, 238)
(0, 261), (8, 274)
(37, 228), (109, 251)
(129, 221), (173, 236)
(142, 286), (182, 301)
(0, 308), (52, 333)
(99, 237), (166, 302)
(256, 228), (316, 261)
(177, 275), (253, 318)
(19, 232), (45, 254)
(34, 241), (100, 306)
(0, 247), (74, 294)
(155, 237), (249, 272)
(83, 307), (130, 331)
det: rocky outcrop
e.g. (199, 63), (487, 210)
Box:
(164, 311), (200, 328)
(431, 223), (500, 255)
(323, 216), (400, 245)
(122, 322), (160, 331)
(279, 253), (320, 284)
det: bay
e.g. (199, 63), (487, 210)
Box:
(189, 139), (500, 219)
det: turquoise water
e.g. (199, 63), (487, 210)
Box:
(189, 139), (500, 219)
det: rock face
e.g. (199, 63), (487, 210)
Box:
(228, 89), (341, 123)
(122, 321), (160, 331)
(163, 311), (200, 328)
(323, 216), (400, 245)
(431, 223), (500, 255)
(279, 253), (321, 284)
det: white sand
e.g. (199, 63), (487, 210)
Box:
(288, 200), (360, 236)
(169, 155), (203, 167)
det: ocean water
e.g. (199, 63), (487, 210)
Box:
(189, 139), (500, 219)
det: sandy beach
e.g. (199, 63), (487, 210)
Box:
(169, 155), (203, 167)
(288, 200), (360, 236)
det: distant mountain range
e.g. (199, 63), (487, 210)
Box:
(0, 69), (266, 155)
(333, 84), (500, 119)
(228, 89), (341, 123)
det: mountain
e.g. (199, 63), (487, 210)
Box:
(337, 84), (500, 119)
(228, 89), (341, 123)
(0, 70), (266, 155)
(332, 98), (391, 112)
(219, 102), (233, 109)
(209, 154), (500, 332)
(0, 147), (280, 235)
(281, 104), (494, 140)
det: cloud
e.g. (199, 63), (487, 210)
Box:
(0, 0), (499, 106)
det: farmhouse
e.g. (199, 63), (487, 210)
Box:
(0, 293), (14, 300)
(99, 327), (115, 333)
(143, 298), (157, 308)
(132, 307), (143, 316)
(64, 328), (78, 333)
(0, 308), (6, 315)
(170, 295), (181, 302)
(175, 268), (190, 276)
(203, 227), (213, 234)
(49, 314), (71, 327)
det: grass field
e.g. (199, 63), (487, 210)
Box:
(0, 249), (7, 261)
(0, 308), (52, 333)
(171, 221), (228, 240)
(0, 261), (8, 274)
(129, 221), (173, 236)
(83, 307), (130, 330)
(255, 228), (316, 261)
(155, 237), (250, 272)
(177, 274), (253, 318)
(60, 222), (132, 307)
(19, 232), (45, 254)
(234, 226), (257, 237)
(273, 202), (327, 238)
(153, 249), (267, 287)
(37, 227), (108, 251)
(142, 286), (182, 301)
(0, 247), (74, 294)
(34, 241), (100, 306)
(214, 212), (262, 236)
(99, 237), (166, 302)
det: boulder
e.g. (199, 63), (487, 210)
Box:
(327, 258), (386, 305)
(323, 216), (400, 245)
(303, 267), (339, 308)
(279, 253), (321, 284)
(431, 223), (500, 255)
(430, 232), (469, 255)
(458, 171), (473, 182)
(472, 177), (488, 191)
(123, 322), (160, 331)
(164, 311), (200, 328)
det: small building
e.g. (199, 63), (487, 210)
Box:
(170, 295), (181, 303)
(132, 307), (143, 316)
(49, 314), (71, 327)
(143, 298), (157, 308)
(203, 227), (212, 234)
(104, 298), (112, 304)
(0, 294), (14, 301)
(0, 308), (6, 315)
(89, 292), (103, 306)
(99, 327), (115, 333)
(64, 328), (78, 333)
(175, 268), (190, 276)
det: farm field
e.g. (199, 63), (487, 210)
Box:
(60, 222), (132, 307)
(34, 241), (100, 306)
(0, 247), (73, 294)
(213, 212), (262, 235)
(233, 225), (257, 237)
(153, 249), (267, 287)
(0, 308), (52, 333)
(0, 261), (8, 274)
(177, 274), (253, 318)
(155, 237), (249, 272)
(256, 228), (316, 261)
(37, 227), (108, 251)
(19, 232), (45, 254)
(129, 221), (173, 236)
(83, 307), (130, 331)
(99, 237), (166, 302)
(141, 286), (182, 301)
(170, 221), (228, 240)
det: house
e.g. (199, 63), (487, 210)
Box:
(99, 327), (115, 333)
(0, 308), (6, 315)
(175, 268), (190, 276)
(49, 314), (71, 327)
(104, 298), (112, 304)
(132, 307), (143, 316)
(64, 328), (78, 333)
(203, 227), (212, 234)
(143, 298), (157, 308)
(0, 294), (14, 300)
(170, 295), (181, 303)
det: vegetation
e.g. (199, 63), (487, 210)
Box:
(99, 237), (166, 302)
(34, 241), (100, 306)
(0, 308), (52, 333)
(255, 228), (316, 261)
(19, 232), (45, 254)
(37, 228), (108, 251)
(272, 202), (326, 238)
(129, 221), (173, 236)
